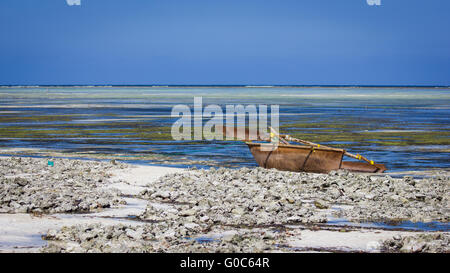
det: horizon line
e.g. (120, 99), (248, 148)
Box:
(1, 84), (450, 89)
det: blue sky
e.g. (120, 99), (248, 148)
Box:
(0, 0), (449, 85)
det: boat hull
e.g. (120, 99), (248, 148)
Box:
(246, 142), (345, 173)
(340, 161), (387, 173)
(246, 142), (386, 173)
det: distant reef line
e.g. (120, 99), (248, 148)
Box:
(1, 85), (449, 89)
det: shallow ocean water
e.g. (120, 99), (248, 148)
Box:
(0, 86), (449, 172)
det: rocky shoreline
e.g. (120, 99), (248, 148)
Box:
(41, 223), (450, 253)
(381, 233), (449, 253)
(139, 167), (449, 225)
(0, 157), (125, 214)
(41, 222), (290, 253)
(0, 156), (448, 253)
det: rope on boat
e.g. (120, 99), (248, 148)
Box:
(269, 127), (289, 145)
(269, 127), (376, 165)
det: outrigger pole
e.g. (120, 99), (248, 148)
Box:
(269, 127), (376, 165)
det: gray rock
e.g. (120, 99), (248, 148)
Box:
(0, 157), (124, 214)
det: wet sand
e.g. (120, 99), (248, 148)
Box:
(0, 156), (448, 253)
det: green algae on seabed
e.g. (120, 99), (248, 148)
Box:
(0, 115), (76, 122)
(282, 130), (450, 147)
(1, 125), (449, 146)
(0, 126), (175, 140)
(280, 118), (450, 147)
(0, 113), (159, 123)
(1, 108), (448, 145)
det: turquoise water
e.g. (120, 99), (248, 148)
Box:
(0, 86), (449, 172)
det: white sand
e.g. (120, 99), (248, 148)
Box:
(287, 229), (412, 252)
(107, 165), (184, 195)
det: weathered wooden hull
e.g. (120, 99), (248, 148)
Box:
(340, 161), (387, 173)
(246, 142), (345, 173)
(246, 142), (386, 173)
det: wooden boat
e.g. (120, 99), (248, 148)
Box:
(218, 125), (387, 173)
(246, 142), (386, 173)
